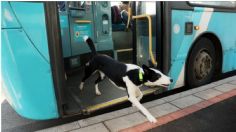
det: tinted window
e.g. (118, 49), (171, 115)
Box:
(189, 1), (236, 8)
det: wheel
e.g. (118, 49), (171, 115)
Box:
(186, 37), (216, 88)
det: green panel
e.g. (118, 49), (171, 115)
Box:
(73, 23), (92, 42)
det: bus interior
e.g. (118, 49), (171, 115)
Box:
(57, 1), (160, 115)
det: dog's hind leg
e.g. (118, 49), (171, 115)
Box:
(99, 71), (105, 80)
(79, 64), (94, 91)
(79, 82), (84, 91)
(95, 75), (102, 95)
(94, 71), (106, 95)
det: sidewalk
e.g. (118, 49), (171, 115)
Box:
(38, 76), (236, 132)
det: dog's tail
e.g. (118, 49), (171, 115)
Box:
(83, 36), (97, 55)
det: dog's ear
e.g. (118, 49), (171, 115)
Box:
(142, 64), (149, 74)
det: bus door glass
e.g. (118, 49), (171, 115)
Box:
(135, 2), (157, 67)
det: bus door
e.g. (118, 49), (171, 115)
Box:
(1, 2), (64, 119)
(133, 2), (158, 67)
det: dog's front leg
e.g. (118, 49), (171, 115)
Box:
(131, 88), (143, 107)
(123, 77), (157, 123)
(128, 96), (157, 123)
(136, 88), (143, 102)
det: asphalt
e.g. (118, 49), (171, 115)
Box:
(148, 96), (236, 132)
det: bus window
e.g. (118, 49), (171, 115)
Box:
(68, 1), (86, 9)
(189, 1), (236, 8)
(111, 1), (133, 63)
(136, 1), (156, 15)
(110, 2), (129, 30)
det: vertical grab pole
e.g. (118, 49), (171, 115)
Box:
(132, 15), (157, 66)
(126, 1), (132, 29)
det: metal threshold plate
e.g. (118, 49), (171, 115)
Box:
(85, 88), (156, 113)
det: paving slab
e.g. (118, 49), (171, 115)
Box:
(229, 80), (236, 85)
(143, 99), (166, 108)
(194, 89), (222, 100)
(104, 112), (147, 132)
(162, 83), (216, 102)
(213, 76), (236, 86)
(78, 106), (138, 127)
(162, 92), (188, 102)
(214, 83), (236, 92)
(70, 123), (109, 132)
(148, 103), (180, 118)
(189, 83), (217, 94)
(36, 121), (80, 132)
(171, 95), (203, 109)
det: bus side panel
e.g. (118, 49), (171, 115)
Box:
(169, 9), (203, 89)
(1, 2), (59, 120)
(10, 2), (50, 62)
(2, 29), (59, 120)
(170, 8), (236, 89)
(207, 12), (236, 73)
(1, 2), (20, 28)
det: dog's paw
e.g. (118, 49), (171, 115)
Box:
(96, 91), (102, 96)
(147, 115), (157, 123)
(79, 82), (84, 91)
(95, 85), (101, 95)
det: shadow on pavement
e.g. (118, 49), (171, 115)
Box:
(1, 100), (79, 132)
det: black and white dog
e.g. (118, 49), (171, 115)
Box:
(79, 36), (173, 123)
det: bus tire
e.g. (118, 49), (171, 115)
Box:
(186, 37), (216, 88)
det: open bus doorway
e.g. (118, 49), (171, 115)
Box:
(56, 1), (162, 116)
(57, 1), (138, 115)
(55, 1), (161, 117)
(56, 1), (161, 116)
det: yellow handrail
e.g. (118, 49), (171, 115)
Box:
(126, 1), (132, 30)
(132, 14), (157, 66)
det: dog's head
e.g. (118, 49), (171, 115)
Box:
(142, 65), (173, 87)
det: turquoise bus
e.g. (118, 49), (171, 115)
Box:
(2, 1), (236, 120)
